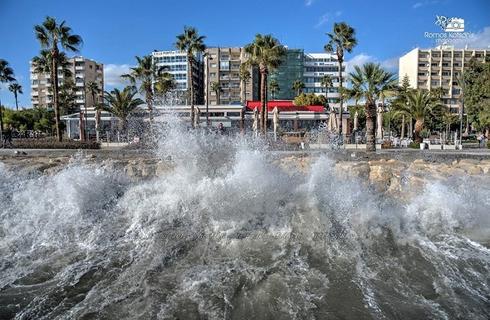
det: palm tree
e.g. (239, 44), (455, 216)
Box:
(349, 63), (397, 152)
(8, 83), (23, 111)
(210, 81), (221, 105)
(86, 81), (101, 141)
(154, 69), (175, 98)
(442, 111), (459, 139)
(58, 78), (78, 115)
(343, 84), (363, 131)
(239, 65), (251, 104)
(34, 16), (83, 141)
(175, 26), (206, 128)
(0, 59), (16, 136)
(244, 34), (286, 134)
(292, 80), (305, 96)
(320, 74), (333, 105)
(122, 55), (172, 121)
(269, 79), (280, 100)
(98, 86), (144, 136)
(325, 22), (357, 137)
(0, 59), (15, 83)
(393, 89), (444, 143)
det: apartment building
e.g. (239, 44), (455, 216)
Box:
(30, 56), (104, 111)
(303, 52), (344, 108)
(152, 50), (204, 104)
(399, 46), (489, 112)
(269, 49), (305, 100)
(203, 47), (256, 105)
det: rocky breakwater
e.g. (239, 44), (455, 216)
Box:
(278, 156), (490, 202)
(0, 153), (174, 180)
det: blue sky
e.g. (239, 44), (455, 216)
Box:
(0, 0), (489, 108)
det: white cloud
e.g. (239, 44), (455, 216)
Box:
(451, 26), (490, 49)
(412, 0), (440, 9)
(316, 14), (330, 28)
(380, 57), (399, 72)
(305, 0), (315, 6)
(345, 54), (374, 73)
(315, 11), (342, 28)
(103, 64), (132, 88)
(345, 54), (399, 74)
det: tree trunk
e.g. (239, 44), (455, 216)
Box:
(52, 48), (62, 142)
(338, 60), (343, 139)
(188, 54), (195, 129)
(409, 119), (413, 139)
(376, 105), (383, 140)
(241, 79), (245, 105)
(365, 102), (376, 152)
(95, 109), (100, 142)
(400, 115), (405, 139)
(216, 90), (220, 105)
(14, 92), (18, 111)
(414, 119), (424, 143)
(259, 64), (268, 135)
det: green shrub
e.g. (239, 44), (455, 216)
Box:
(11, 138), (100, 149)
(293, 93), (327, 107)
(408, 142), (420, 149)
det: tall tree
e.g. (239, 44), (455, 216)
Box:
(8, 83), (23, 111)
(98, 86), (144, 135)
(244, 34), (286, 134)
(239, 65), (251, 104)
(292, 80), (305, 96)
(85, 81), (101, 141)
(210, 81), (221, 105)
(269, 79), (280, 100)
(325, 22), (357, 138)
(461, 57), (490, 137)
(0, 59), (16, 136)
(58, 78), (78, 115)
(154, 69), (175, 99)
(122, 55), (172, 121)
(393, 89), (444, 143)
(175, 26), (206, 128)
(343, 84), (363, 131)
(34, 16), (83, 141)
(349, 63), (397, 152)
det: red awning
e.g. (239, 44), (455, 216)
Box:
(245, 100), (325, 112)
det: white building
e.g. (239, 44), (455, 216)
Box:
(399, 46), (489, 112)
(151, 50), (204, 104)
(303, 53), (346, 109)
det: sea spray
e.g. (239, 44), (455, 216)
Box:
(0, 117), (489, 319)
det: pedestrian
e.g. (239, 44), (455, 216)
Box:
(217, 122), (225, 135)
(478, 133), (485, 148)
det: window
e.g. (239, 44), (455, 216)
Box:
(220, 61), (229, 69)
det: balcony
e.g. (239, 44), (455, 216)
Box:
(75, 99), (85, 104)
(75, 66), (84, 71)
